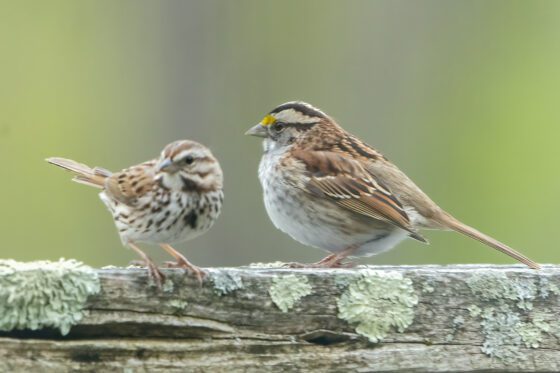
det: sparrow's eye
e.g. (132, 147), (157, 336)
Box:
(184, 155), (194, 165)
(271, 123), (284, 132)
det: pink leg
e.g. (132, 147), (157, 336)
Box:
(160, 243), (206, 284)
(285, 246), (359, 268)
(128, 242), (165, 288)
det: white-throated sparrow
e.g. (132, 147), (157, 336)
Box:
(246, 101), (539, 269)
(47, 140), (224, 286)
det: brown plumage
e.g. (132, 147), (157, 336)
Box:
(246, 101), (539, 269)
(47, 140), (224, 286)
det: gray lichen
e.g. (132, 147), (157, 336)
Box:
(212, 271), (244, 296)
(334, 274), (354, 290)
(466, 271), (560, 364)
(248, 261), (286, 268)
(0, 259), (100, 335)
(479, 306), (524, 362)
(337, 269), (418, 343)
(538, 277), (560, 299)
(422, 283), (435, 294)
(268, 275), (313, 312)
(453, 315), (465, 327)
(467, 272), (536, 311)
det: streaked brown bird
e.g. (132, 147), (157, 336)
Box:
(47, 140), (224, 286)
(246, 101), (539, 269)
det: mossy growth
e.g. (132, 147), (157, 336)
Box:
(268, 275), (313, 312)
(337, 269), (418, 343)
(466, 271), (559, 364)
(0, 259), (100, 335)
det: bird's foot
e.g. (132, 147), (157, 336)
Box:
(162, 260), (206, 284)
(126, 260), (166, 287)
(283, 256), (356, 269)
(146, 261), (166, 289)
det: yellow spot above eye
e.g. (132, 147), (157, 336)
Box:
(261, 114), (276, 126)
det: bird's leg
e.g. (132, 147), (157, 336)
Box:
(311, 247), (358, 268)
(314, 254), (339, 266)
(159, 243), (206, 284)
(285, 246), (358, 269)
(128, 242), (165, 288)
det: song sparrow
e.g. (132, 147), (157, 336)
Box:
(47, 140), (224, 286)
(246, 101), (539, 269)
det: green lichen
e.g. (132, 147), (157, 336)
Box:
(337, 269), (418, 343)
(518, 314), (549, 348)
(466, 271), (559, 364)
(168, 299), (189, 311)
(268, 275), (313, 312)
(0, 259), (100, 335)
(212, 271), (244, 296)
(468, 304), (482, 318)
(162, 278), (175, 293)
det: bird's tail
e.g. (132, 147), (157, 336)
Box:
(46, 157), (112, 189)
(437, 212), (540, 269)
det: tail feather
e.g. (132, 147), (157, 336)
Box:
(441, 213), (540, 269)
(46, 157), (110, 189)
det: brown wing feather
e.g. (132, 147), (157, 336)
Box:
(104, 161), (157, 206)
(293, 150), (427, 242)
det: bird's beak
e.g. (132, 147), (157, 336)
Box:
(157, 158), (174, 173)
(245, 123), (268, 138)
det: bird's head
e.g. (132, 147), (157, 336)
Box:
(155, 140), (223, 192)
(245, 101), (333, 153)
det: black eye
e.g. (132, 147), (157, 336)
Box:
(271, 123), (284, 132)
(184, 155), (194, 165)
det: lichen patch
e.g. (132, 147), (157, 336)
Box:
(337, 269), (418, 343)
(538, 277), (560, 299)
(162, 278), (175, 293)
(0, 259), (100, 335)
(268, 275), (313, 312)
(467, 272), (536, 311)
(467, 304), (482, 318)
(248, 261), (286, 268)
(466, 271), (560, 364)
(212, 271), (244, 296)
(168, 299), (189, 312)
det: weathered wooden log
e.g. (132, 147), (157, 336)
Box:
(0, 259), (559, 372)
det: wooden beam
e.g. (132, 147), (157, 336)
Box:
(1, 260), (559, 371)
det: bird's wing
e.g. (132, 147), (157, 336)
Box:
(291, 149), (427, 242)
(104, 161), (157, 207)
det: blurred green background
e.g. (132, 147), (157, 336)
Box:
(1, 0), (558, 267)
